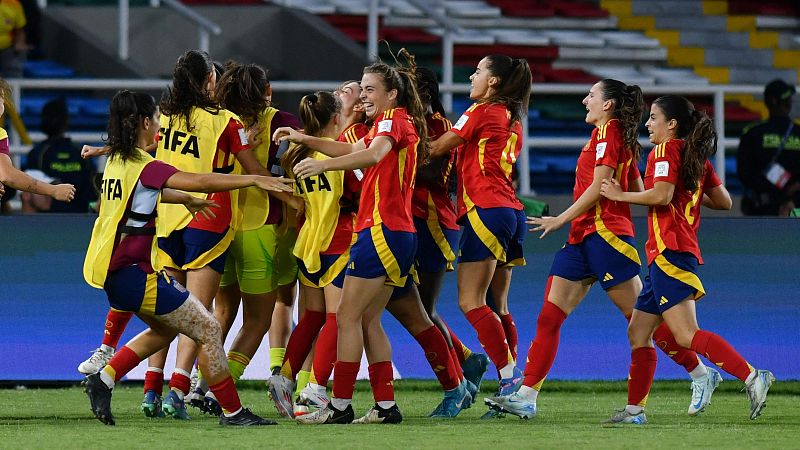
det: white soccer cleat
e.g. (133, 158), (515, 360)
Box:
(688, 366), (722, 416)
(745, 369), (776, 420)
(77, 347), (115, 375)
(298, 384), (330, 409)
(267, 373), (296, 419)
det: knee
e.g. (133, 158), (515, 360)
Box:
(242, 316), (270, 336)
(626, 323), (651, 349)
(673, 331), (696, 350)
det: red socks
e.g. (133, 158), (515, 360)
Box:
(310, 313), (338, 386)
(414, 326), (460, 390)
(282, 309), (326, 378)
(653, 322), (700, 372)
(208, 376), (242, 414)
(628, 347), (658, 407)
(522, 300), (567, 388)
(499, 313), (518, 362)
(143, 368), (164, 395)
(102, 310), (133, 349)
(368, 361), (395, 402)
(690, 330), (752, 382)
(169, 371), (191, 395)
(332, 360), (360, 400)
(465, 305), (511, 371)
(106, 346), (142, 382)
(445, 322), (468, 365)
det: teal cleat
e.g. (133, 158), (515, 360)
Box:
(461, 353), (490, 392)
(141, 390), (166, 418)
(163, 390), (191, 420)
(480, 408), (506, 419)
(429, 381), (471, 418)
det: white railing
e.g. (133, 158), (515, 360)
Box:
(5, 78), (771, 195)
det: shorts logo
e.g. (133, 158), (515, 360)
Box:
(654, 161), (669, 178)
(603, 272), (614, 282)
(596, 142), (607, 160)
(453, 114), (469, 130)
(659, 296), (669, 305)
(378, 119), (393, 133)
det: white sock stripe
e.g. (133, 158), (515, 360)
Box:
(146, 367), (164, 374)
(173, 368), (192, 378)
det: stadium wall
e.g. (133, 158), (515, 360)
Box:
(0, 215), (797, 382)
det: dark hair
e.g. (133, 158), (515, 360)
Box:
(483, 55), (532, 126)
(415, 66), (445, 116)
(652, 95), (717, 192)
(215, 61), (270, 128)
(105, 90), (157, 162)
(599, 79), (645, 160)
(363, 48), (429, 163)
(337, 79), (366, 126)
(159, 50), (218, 132)
(41, 98), (69, 137)
(283, 91), (341, 176)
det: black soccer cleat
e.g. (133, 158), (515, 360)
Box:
(83, 373), (115, 426)
(352, 403), (403, 424)
(219, 408), (278, 426)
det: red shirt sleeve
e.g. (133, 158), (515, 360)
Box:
(140, 160), (179, 190)
(373, 109), (408, 145)
(652, 139), (682, 186)
(0, 137), (10, 156)
(629, 161), (642, 182)
(595, 121), (624, 169)
(450, 103), (483, 143)
(220, 118), (250, 155)
(703, 160), (722, 189)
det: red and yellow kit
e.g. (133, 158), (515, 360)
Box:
(412, 112), (458, 231)
(339, 122), (370, 144)
(644, 138), (722, 265)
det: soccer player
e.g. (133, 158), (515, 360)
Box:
(599, 95), (775, 424)
(274, 50), (427, 424)
(486, 80), (720, 420)
(0, 79), (75, 206)
(427, 55), (531, 418)
(81, 89), (292, 426)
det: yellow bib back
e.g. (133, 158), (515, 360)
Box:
(239, 107), (279, 231)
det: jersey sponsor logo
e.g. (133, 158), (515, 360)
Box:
(654, 161), (669, 178)
(296, 172), (332, 194)
(595, 142), (607, 159)
(159, 127), (200, 158)
(453, 114), (469, 130)
(101, 178), (123, 201)
(378, 119), (393, 133)
(238, 128), (249, 146)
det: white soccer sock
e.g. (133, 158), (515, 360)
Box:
(99, 370), (115, 389)
(517, 385), (539, 402)
(100, 344), (115, 353)
(625, 404), (644, 414)
(223, 407), (242, 417)
(377, 401), (395, 409)
(331, 397), (351, 410)
(745, 369), (757, 384)
(689, 362), (708, 380)
(499, 364), (516, 379)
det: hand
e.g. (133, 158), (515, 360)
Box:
(253, 176), (294, 193)
(526, 215), (563, 239)
(247, 123), (264, 147)
(184, 197), (219, 220)
(272, 127), (305, 145)
(293, 157), (326, 179)
(599, 178), (623, 201)
(81, 145), (109, 159)
(52, 184), (76, 202)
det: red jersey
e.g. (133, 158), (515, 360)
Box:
(339, 122), (370, 144)
(450, 102), (523, 219)
(188, 117), (249, 233)
(644, 138), (722, 265)
(412, 112), (458, 230)
(568, 119), (637, 244)
(356, 107), (419, 232)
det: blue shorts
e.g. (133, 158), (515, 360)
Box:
(346, 224), (416, 287)
(635, 250), (706, 315)
(158, 227), (228, 274)
(298, 253), (348, 289)
(459, 206), (526, 266)
(389, 275), (415, 301)
(104, 266), (190, 316)
(414, 216), (460, 273)
(550, 232), (641, 290)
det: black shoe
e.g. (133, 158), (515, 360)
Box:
(219, 408), (278, 426)
(352, 403), (403, 424)
(83, 373), (115, 426)
(296, 403), (355, 424)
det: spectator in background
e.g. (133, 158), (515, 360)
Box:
(25, 98), (96, 212)
(737, 79), (800, 216)
(0, 0), (27, 78)
(19, 0), (39, 59)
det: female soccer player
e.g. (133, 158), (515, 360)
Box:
(0, 79), (75, 205)
(81, 90), (291, 426)
(274, 50), (427, 424)
(599, 95), (775, 424)
(427, 55), (531, 414)
(486, 81), (717, 420)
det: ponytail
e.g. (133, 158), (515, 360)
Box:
(160, 50), (218, 132)
(484, 54), (532, 126)
(282, 91), (341, 177)
(214, 60), (270, 128)
(600, 79), (645, 160)
(106, 90), (157, 162)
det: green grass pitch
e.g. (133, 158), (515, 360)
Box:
(1, 380), (798, 449)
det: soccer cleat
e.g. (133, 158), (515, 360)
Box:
(141, 390), (166, 418)
(498, 366), (523, 396)
(296, 403), (355, 424)
(688, 367), (722, 416)
(83, 373), (115, 426)
(204, 392), (223, 416)
(268, 373), (296, 419)
(461, 353), (490, 392)
(484, 392), (537, 420)
(480, 408), (506, 419)
(298, 384), (330, 409)
(603, 408), (647, 425)
(186, 388), (207, 413)
(429, 382), (471, 418)
(745, 369), (776, 420)
(77, 347), (115, 375)
(464, 380), (478, 408)
(353, 403), (403, 424)
(163, 390), (191, 420)
(219, 408), (277, 426)
(293, 399), (310, 417)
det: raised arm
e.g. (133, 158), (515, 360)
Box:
(273, 127), (365, 157)
(430, 131), (465, 158)
(0, 153), (75, 201)
(163, 171), (293, 194)
(292, 136), (393, 179)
